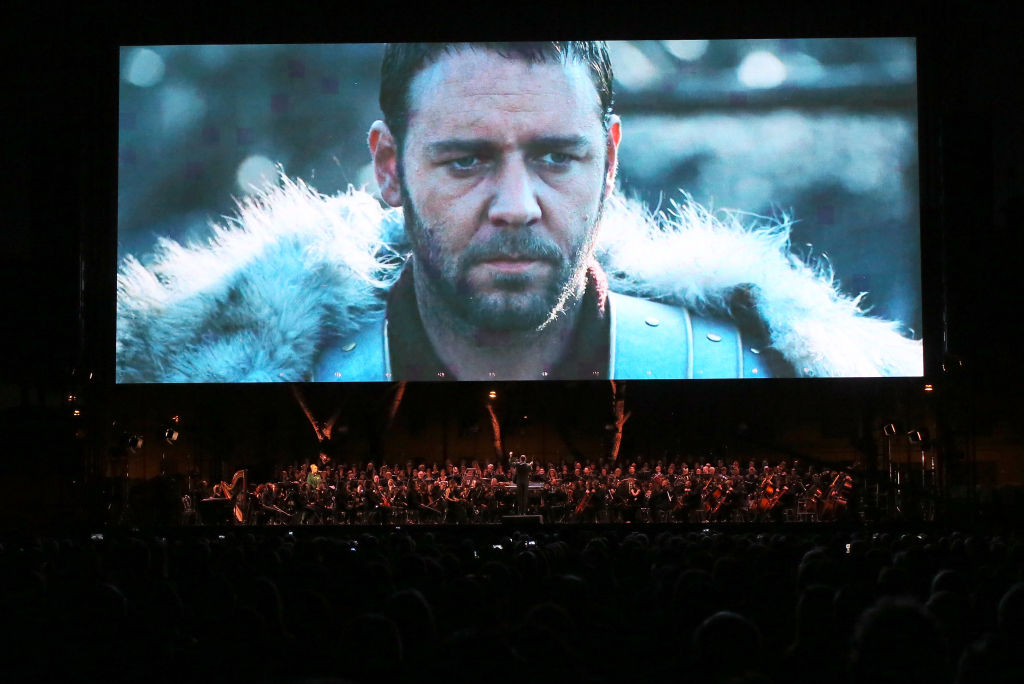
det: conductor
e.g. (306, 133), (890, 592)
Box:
(512, 454), (534, 514)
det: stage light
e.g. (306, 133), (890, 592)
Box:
(907, 430), (924, 445)
(883, 423), (897, 437)
(165, 428), (179, 444)
(488, 390), (497, 399)
(126, 434), (144, 451)
(72, 409), (81, 417)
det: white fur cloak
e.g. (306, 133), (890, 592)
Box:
(116, 177), (923, 382)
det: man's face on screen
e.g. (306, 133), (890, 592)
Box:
(392, 49), (619, 331)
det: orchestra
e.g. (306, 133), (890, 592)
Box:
(198, 456), (859, 525)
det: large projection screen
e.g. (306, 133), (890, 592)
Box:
(116, 40), (922, 383)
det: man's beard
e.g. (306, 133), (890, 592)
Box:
(402, 197), (602, 332)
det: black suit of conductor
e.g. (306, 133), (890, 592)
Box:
(513, 456), (534, 514)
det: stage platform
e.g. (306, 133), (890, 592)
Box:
(17, 519), (1009, 543)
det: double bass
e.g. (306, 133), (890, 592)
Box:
(818, 472), (853, 521)
(703, 476), (724, 514)
(756, 473), (777, 513)
(712, 480), (736, 517)
(574, 486), (593, 517)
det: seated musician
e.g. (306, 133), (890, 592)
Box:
(303, 482), (331, 525)
(468, 479), (487, 522)
(335, 480), (355, 524)
(551, 479), (571, 523)
(253, 482), (281, 525)
(405, 479), (423, 522)
(368, 475), (392, 524)
(443, 482), (467, 523)
(389, 480), (407, 516)
(649, 481), (672, 521)
(482, 463), (495, 482)
(416, 481), (443, 522)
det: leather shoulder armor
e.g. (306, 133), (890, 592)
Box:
(314, 293), (775, 381)
(608, 292), (772, 379)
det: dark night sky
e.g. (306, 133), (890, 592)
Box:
(4, 0), (1021, 405)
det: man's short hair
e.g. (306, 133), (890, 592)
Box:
(379, 41), (615, 146)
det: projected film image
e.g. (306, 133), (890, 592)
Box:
(116, 40), (922, 383)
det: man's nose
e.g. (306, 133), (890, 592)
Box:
(488, 157), (541, 227)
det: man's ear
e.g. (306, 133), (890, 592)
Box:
(368, 120), (403, 207)
(603, 115), (622, 200)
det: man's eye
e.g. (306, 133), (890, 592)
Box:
(538, 152), (574, 165)
(448, 156), (481, 171)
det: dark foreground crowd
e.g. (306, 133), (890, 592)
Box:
(198, 456), (860, 526)
(2, 526), (1021, 683)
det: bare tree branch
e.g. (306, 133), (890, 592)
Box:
(485, 403), (503, 462)
(609, 380), (631, 463)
